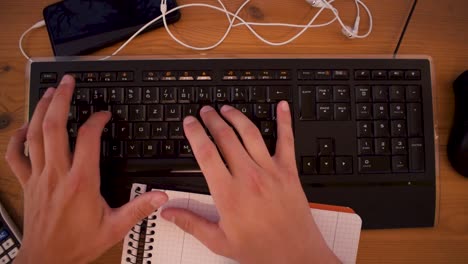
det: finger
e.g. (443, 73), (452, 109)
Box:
(183, 115), (231, 199)
(199, 106), (255, 173)
(71, 111), (111, 183)
(42, 75), (75, 171)
(273, 101), (296, 166)
(27, 87), (55, 173)
(161, 208), (231, 257)
(109, 191), (168, 240)
(220, 105), (274, 168)
(5, 124), (32, 186)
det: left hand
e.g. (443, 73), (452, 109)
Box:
(6, 75), (168, 264)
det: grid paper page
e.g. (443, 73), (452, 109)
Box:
(145, 187), (362, 264)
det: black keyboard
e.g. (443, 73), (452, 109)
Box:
(28, 58), (437, 229)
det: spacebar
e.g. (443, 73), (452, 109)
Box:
(123, 159), (200, 172)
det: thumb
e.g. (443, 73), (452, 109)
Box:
(161, 208), (231, 258)
(110, 191), (168, 239)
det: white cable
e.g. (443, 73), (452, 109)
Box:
(19, 20), (46, 62)
(20, 0), (373, 61)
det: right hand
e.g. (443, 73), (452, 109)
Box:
(161, 102), (340, 264)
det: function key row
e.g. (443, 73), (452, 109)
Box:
(39, 72), (135, 83)
(298, 70), (349, 80)
(354, 70), (421, 80)
(355, 85), (421, 102)
(222, 70), (291, 80)
(143, 71), (212, 81)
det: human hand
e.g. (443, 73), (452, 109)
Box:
(161, 103), (340, 264)
(6, 75), (168, 264)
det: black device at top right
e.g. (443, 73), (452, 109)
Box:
(28, 57), (436, 229)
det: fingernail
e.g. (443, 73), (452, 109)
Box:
(60, 75), (74, 85)
(151, 195), (167, 208)
(184, 116), (197, 125)
(281, 101), (289, 112)
(221, 105), (234, 113)
(43, 88), (55, 98)
(200, 105), (214, 113)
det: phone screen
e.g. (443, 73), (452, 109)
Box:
(43, 0), (180, 56)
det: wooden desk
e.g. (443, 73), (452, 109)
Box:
(0, 0), (467, 263)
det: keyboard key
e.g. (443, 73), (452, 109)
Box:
(254, 104), (272, 119)
(372, 86), (388, 102)
(169, 122), (184, 139)
(371, 70), (387, 80)
(316, 86), (332, 102)
(68, 123), (78, 138)
(374, 138), (390, 155)
(405, 70), (421, 80)
(356, 103), (372, 120)
(357, 121), (373, 137)
(115, 123), (132, 140)
(333, 86), (350, 102)
(102, 124), (113, 139)
(358, 138), (373, 155)
(100, 72), (116, 82)
(374, 120), (389, 137)
(0, 254), (10, 264)
(183, 104), (200, 117)
(389, 70), (404, 80)
(117, 71), (134, 81)
(389, 85), (405, 101)
(83, 72), (98, 82)
(392, 156), (408, 172)
(268, 86), (291, 102)
(314, 70), (331, 80)
(259, 70), (275, 80)
(390, 103), (406, 119)
(392, 138), (407, 155)
(112, 105), (128, 121)
(234, 104), (252, 118)
(78, 105), (92, 122)
(143, 87), (159, 104)
(355, 86), (371, 102)
(40, 72), (57, 83)
(179, 140), (194, 157)
(373, 103), (389, 119)
(406, 85), (421, 101)
(214, 87), (229, 102)
(109, 88), (124, 103)
(231, 87), (248, 102)
(143, 141), (159, 157)
(109, 141), (123, 157)
(68, 106), (76, 121)
(318, 138), (334, 155)
(317, 104), (333, 120)
(298, 70), (313, 80)
(391, 120), (407, 137)
(358, 156), (391, 173)
(195, 87), (212, 102)
(143, 71), (158, 81)
(196, 71), (212, 81)
(90, 88), (107, 104)
(147, 105), (163, 121)
(277, 70), (291, 80)
(332, 70), (349, 80)
(178, 87), (194, 103)
(223, 70), (238, 80)
(134, 123), (150, 139)
(125, 87), (141, 104)
(409, 138), (425, 172)
(162, 140), (176, 156)
(299, 86), (315, 120)
(319, 157), (334, 174)
(179, 71), (195, 81)
(260, 121), (274, 136)
(75, 89), (90, 104)
(129, 105), (146, 121)
(67, 72), (82, 82)
(407, 103), (423, 136)
(161, 87), (177, 103)
(126, 141), (142, 157)
(165, 105), (182, 121)
(302, 156), (317, 174)
(335, 156), (353, 174)
(334, 104), (350, 121)
(249, 86), (266, 102)
(354, 70), (370, 80)
(151, 122), (168, 139)
(241, 70), (256, 80)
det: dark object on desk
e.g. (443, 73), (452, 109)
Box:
(447, 70), (468, 177)
(43, 0), (181, 56)
(28, 58), (437, 229)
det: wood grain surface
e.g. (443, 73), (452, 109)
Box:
(0, 0), (467, 263)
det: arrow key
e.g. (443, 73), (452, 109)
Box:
(319, 156), (334, 174)
(302, 156), (317, 174)
(336, 156), (353, 174)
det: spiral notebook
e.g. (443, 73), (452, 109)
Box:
(121, 183), (362, 264)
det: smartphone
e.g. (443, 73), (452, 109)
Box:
(43, 0), (181, 56)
